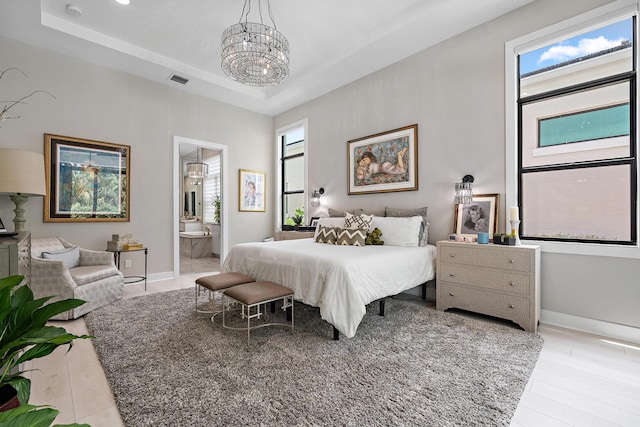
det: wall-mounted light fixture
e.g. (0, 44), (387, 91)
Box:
(454, 175), (474, 204)
(310, 188), (325, 207)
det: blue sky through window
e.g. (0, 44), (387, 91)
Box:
(520, 18), (632, 76)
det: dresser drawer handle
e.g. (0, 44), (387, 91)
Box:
(509, 304), (515, 309)
(449, 273), (455, 277)
(509, 282), (515, 286)
(449, 253), (455, 257)
(449, 292), (455, 297)
(508, 259), (515, 264)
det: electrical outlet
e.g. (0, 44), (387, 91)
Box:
(125, 259), (132, 269)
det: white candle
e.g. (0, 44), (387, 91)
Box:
(510, 206), (519, 222)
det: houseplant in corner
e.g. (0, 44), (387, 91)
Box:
(0, 274), (91, 425)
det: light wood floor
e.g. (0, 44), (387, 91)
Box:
(26, 259), (640, 426)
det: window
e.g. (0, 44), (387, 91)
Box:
(277, 123), (307, 227)
(516, 16), (637, 245)
(203, 151), (220, 224)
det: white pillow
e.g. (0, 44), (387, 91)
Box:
(371, 216), (422, 247)
(344, 212), (373, 231)
(314, 217), (347, 239)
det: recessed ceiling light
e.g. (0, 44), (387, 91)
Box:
(115, 0), (130, 5)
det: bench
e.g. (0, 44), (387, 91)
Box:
(222, 281), (294, 346)
(195, 272), (255, 318)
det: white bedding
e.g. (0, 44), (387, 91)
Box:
(222, 239), (436, 338)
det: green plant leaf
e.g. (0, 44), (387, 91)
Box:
(0, 404), (57, 427)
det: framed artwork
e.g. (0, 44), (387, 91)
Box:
(44, 134), (130, 222)
(347, 124), (418, 195)
(310, 216), (320, 227)
(239, 169), (266, 212)
(454, 193), (500, 239)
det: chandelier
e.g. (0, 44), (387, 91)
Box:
(221, 0), (290, 87)
(187, 148), (208, 180)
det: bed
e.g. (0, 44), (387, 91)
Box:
(222, 214), (436, 338)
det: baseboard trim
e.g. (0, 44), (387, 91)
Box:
(147, 271), (175, 282)
(541, 310), (640, 344)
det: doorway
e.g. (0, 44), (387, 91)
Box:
(173, 136), (229, 277)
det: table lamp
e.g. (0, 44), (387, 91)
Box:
(0, 148), (47, 232)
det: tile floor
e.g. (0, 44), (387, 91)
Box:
(26, 259), (640, 426)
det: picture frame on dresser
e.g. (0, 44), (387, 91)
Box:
(454, 193), (499, 239)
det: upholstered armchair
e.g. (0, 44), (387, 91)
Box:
(30, 236), (124, 320)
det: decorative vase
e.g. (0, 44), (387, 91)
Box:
(0, 384), (20, 412)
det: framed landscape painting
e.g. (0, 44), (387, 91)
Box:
(44, 134), (130, 222)
(347, 124), (418, 195)
(454, 193), (500, 239)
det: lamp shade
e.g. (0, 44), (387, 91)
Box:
(0, 148), (47, 196)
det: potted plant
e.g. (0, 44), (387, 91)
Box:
(0, 274), (91, 425)
(283, 207), (305, 230)
(212, 195), (221, 224)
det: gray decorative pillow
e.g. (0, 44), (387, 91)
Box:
(335, 227), (366, 246)
(41, 246), (80, 269)
(328, 208), (363, 217)
(385, 206), (429, 246)
(360, 208), (386, 217)
(315, 226), (337, 244)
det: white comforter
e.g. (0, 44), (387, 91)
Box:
(222, 239), (436, 338)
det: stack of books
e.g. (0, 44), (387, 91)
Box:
(107, 234), (142, 251)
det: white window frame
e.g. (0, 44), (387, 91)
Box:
(275, 118), (309, 231)
(505, 0), (640, 259)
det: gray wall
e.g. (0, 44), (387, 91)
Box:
(275, 0), (640, 331)
(0, 36), (275, 276)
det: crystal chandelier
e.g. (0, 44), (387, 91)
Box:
(221, 0), (290, 87)
(187, 148), (208, 180)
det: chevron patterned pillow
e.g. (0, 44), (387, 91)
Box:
(315, 225), (337, 244)
(335, 227), (367, 246)
(344, 212), (373, 230)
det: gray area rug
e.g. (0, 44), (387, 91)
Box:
(84, 288), (544, 426)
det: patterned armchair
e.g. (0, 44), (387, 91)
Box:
(30, 237), (124, 320)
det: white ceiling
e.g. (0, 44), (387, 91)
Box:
(0, 0), (533, 116)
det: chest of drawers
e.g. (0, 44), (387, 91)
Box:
(436, 240), (540, 332)
(0, 232), (32, 285)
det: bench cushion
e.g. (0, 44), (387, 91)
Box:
(196, 272), (255, 292)
(224, 281), (293, 306)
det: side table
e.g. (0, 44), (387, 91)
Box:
(107, 247), (148, 290)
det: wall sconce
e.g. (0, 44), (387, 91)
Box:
(0, 148), (47, 232)
(310, 188), (325, 207)
(454, 175), (474, 204)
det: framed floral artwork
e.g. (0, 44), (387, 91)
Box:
(347, 124), (418, 195)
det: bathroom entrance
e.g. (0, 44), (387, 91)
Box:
(173, 136), (228, 277)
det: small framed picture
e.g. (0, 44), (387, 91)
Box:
(239, 169), (266, 212)
(310, 216), (320, 227)
(454, 194), (500, 239)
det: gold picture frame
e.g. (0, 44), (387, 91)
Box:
(239, 169), (266, 212)
(454, 193), (500, 239)
(44, 134), (130, 222)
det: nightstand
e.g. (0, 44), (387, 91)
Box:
(436, 240), (540, 332)
(275, 230), (315, 241)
